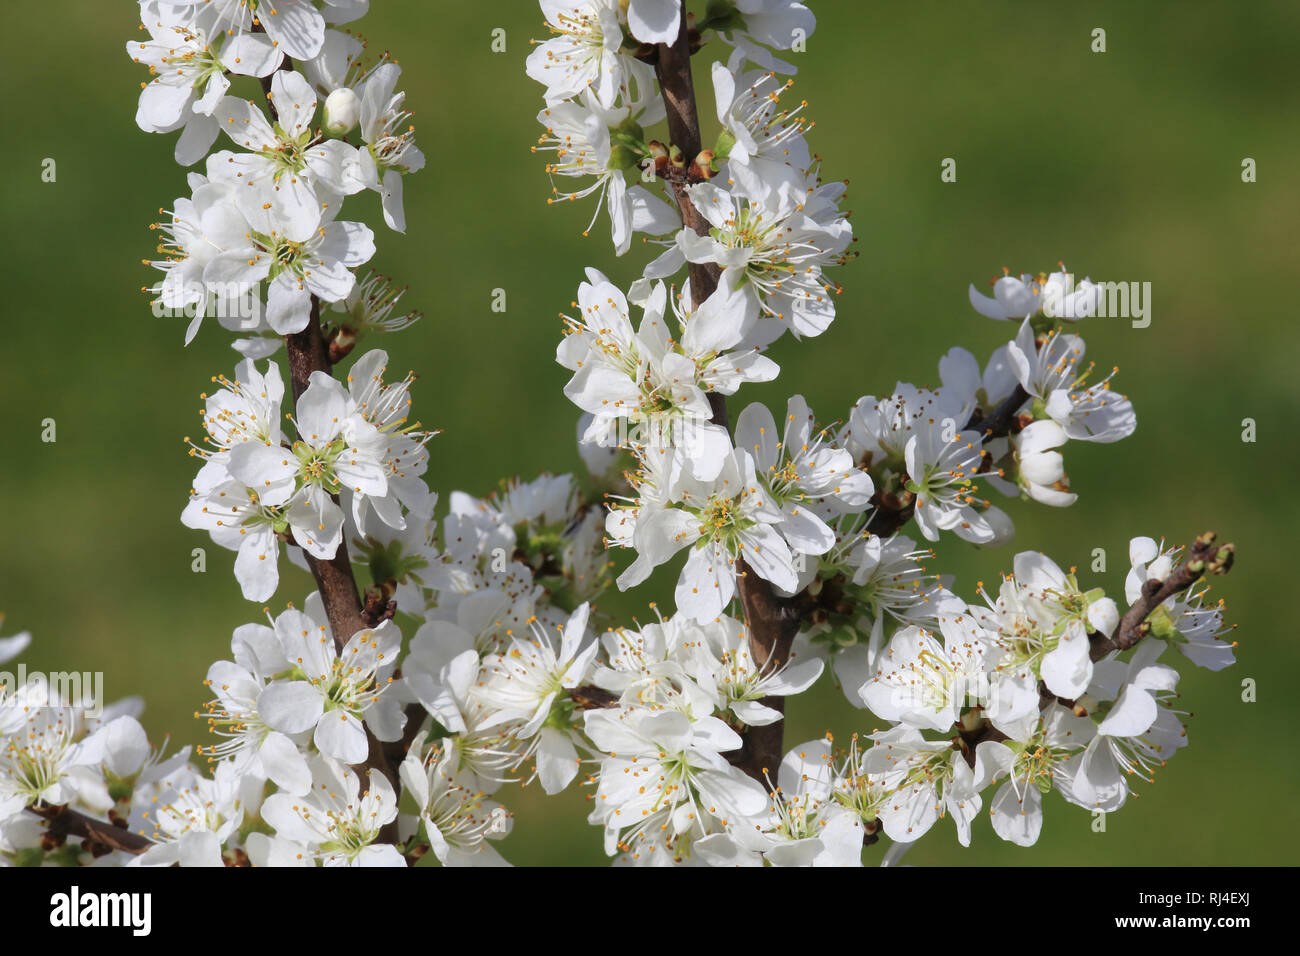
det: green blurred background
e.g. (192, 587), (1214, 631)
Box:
(2, 1), (1297, 865)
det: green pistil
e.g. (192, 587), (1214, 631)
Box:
(543, 695), (578, 732)
(293, 438), (346, 493)
(693, 496), (751, 544)
(640, 392), (676, 416)
(250, 228), (307, 283)
(274, 239), (302, 268)
(266, 130), (308, 175)
(321, 813), (378, 859)
(717, 206), (773, 250)
(1013, 736), (1073, 794)
(366, 538), (430, 585)
(833, 776), (886, 823)
(898, 747), (955, 794)
(775, 799), (817, 841)
(652, 753), (694, 814)
(766, 459), (804, 505)
(13, 752), (52, 798)
(187, 52), (225, 91)
(317, 664), (368, 719)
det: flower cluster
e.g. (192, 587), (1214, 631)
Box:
(181, 352), (433, 601)
(0, 0), (1242, 870)
(516, 0), (1239, 866)
(134, 1), (422, 354)
(0, 626), (197, 865)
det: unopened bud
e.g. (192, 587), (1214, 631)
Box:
(324, 87), (361, 137)
(645, 140), (670, 177)
(1072, 694), (1097, 717)
(328, 325), (357, 363)
(690, 149), (716, 180)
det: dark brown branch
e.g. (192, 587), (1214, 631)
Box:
(282, 292), (400, 810)
(863, 490), (915, 538)
(655, 14), (703, 161)
(284, 287), (372, 654)
(27, 804), (154, 856)
(571, 685), (620, 710)
(965, 384), (1030, 438)
(284, 298), (335, 394)
(654, 10), (720, 307)
(731, 560), (806, 780)
(260, 60), (401, 807)
(294, 546), (370, 652)
(653, 3), (799, 785)
(707, 392), (729, 429)
(1090, 531), (1234, 661)
(384, 703), (429, 768)
(287, 367), (402, 821)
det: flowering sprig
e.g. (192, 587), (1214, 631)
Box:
(517, 0), (1241, 867)
(0, 0), (1242, 869)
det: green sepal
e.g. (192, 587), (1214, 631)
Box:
(1146, 605), (1181, 642)
(715, 129), (737, 162)
(702, 0), (745, 31)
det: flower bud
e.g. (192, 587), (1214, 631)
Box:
(689, 149), (716, 181)
(647, 140), (670, 177)
(324, 87), (361, 136)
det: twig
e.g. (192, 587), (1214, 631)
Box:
(651, 2), (801, 785)
(27, 804), (154, 856)
(258, 59), (401, 806)
(656, 15), (703, 161)
(1090, 531), (1234, 660)
(655, 11), (720, 306)
(863, 490), (915, 538)
(571, 685), (620, 710)
(731, 560), (806, 780)
(965, 384), (1029, 438)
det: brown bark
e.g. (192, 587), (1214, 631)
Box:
(28, 804), (153, 856)
(652, 3), (801, 784)
(285, 301), (373, 650)
(731, 561), (806, 779)
(656, 11), (720, 306)
(259, 62), (403, 805)
(1090, 531), (1234, 661)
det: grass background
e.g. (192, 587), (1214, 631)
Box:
(1, 0), (1297, 865)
